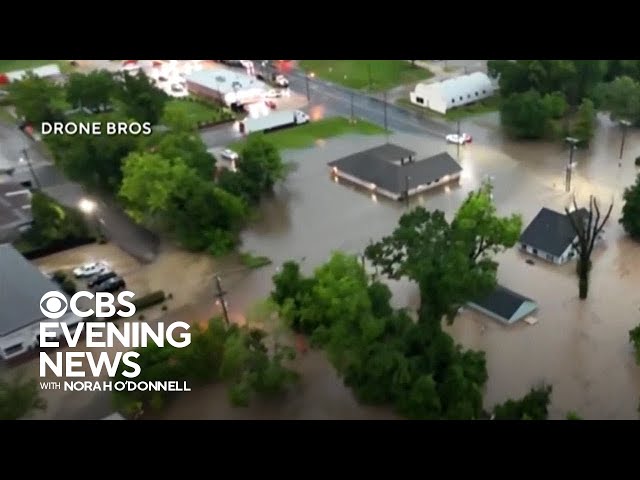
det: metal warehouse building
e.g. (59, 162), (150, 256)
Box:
(185, 68), (267, 106)
(409, 72), (496, 114)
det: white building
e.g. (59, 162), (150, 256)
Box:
(409, 72), (496, 114)
(0, 244), (81, 360)
(5, 64), (62, 83)
(186, 68), (267, 107)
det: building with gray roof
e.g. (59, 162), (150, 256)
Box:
(328, 143), (462, 200)
(0, 244), (79, 360)
(468, 285), (538, 325)
(186, 68), (267, 106)
(0, 182), (33, 242)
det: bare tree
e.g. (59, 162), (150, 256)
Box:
(565, 195), (613, 299)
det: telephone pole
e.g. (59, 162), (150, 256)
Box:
(214, 275), (230, 326)
(383, 91), (388, 142)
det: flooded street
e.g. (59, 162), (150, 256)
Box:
(164, 112), (640, 420)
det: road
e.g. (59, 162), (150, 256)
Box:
(0, 122), (159, 263)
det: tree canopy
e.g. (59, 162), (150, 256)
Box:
(66, 70), (117, 111)
(116, 71), (168, 125)
(0, 376), (47, 420)
(25, 191), (91, 246)
(621, 174), (640, 240)
(7, 71), (67, 124)
(492, 384), (553, 420)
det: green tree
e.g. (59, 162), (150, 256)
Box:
(66, 70), (117, 110)
(146, 131), (215, 178)
(500, 90), (552, 139)
(0, 375), (47, 420)
(597, 76), (640, 124)
(571, 98), (597, 145)
(630, 323), (640, 364)
(566, 411), (583, 420)
(237, 134), (287, 203)
(620, 174), (640, 240)
(542, 91), (568, 119)
(25, 191), (91, 245)
(7, 71), (66, 124)
(161, 100), (195, 131)
(492, 384), (553, 420)
(119, 151), (246, 254)
(366, 183), (521, 324)
(45, 114), (140, 192)
(116, 71), (168, 124)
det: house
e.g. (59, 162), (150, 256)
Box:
(519, 207), (590, 264)
(409, 72), (496, 114)
(4, 64), (63, 83)
(328, 143), (462, 200)
(468, 285), (538, 325)
(0, 182), (33, 242)
(0, 244), (81, 360)
(185, 68), (267, 107)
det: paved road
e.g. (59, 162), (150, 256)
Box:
(0, 121), (159, 263)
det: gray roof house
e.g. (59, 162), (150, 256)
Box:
(328, 143), (462, 200)
(0, 244), (79, 360)
(0, 183), (33, 242)
(519, 207), (589, 265)
(468, 285), (538, 325)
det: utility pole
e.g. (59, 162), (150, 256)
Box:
(21, 148), (41, 190)
(404, 175), (411, 207)
(350, 91), (355, 123)
(214, 275), (230, 326)
(383, 91), (388, 142)
(619, 119), (631, 164)
(305, 74), (311, 101)
(456, 120), (461, 160)
(565, 137), (579, 193)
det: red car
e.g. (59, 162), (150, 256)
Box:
(265, 100), (277, 109)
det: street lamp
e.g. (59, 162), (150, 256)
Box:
(619, 119), (632, 164)
(305, 72), (315, 101)
(565, 137), (580, 193)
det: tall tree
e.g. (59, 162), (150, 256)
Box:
(26, 191), (91, 244)
(0, 375), (47, 420)
(596, 76), (640, 124)
(237, 134), (287, 203)
(366, 183), (521, 324)
(145, 131), (215, 178)
(492, 384), (553, 420)
(565, 196), (613, 299)
(7, 71), (66, 124)
(620, 173), (640, 240)
(161, 100), (195, 132)
(116, 71), (168, 124)
(500, 90), (553, 139)
(571, 98), (597, 145)
(66, 70), (117, 110)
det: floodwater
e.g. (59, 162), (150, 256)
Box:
(169, 113), (638, 420)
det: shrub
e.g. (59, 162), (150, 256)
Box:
(61, 278), (77, 296)
(635, 156), (640, 166)
(133, 290), (166, 311)
(52, 270), (67, 283)
(161, 305), (168, 311)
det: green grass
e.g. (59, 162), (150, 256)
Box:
(240, 252), (272, 269)
(0, 60), (72, 74)
(396, 95), (501, 121)
(230, 116), (386, 151)
(0, 106), (15, 124)
(299, 60), (433, 92)
(165, 98), (233, 128)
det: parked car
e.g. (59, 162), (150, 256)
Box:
(265, 100), (277, 109)
(273, 75), (289, 87)
(88, 271), (117, 289)
(221, 149), (239, 161)
(171, 83), (184, 92)
(73, 261), (110, 278)
(264, 89), (283, 99)
(95, 276), (126, 293)
(158, 76), (168, 82)
(445, 133), (472, 145)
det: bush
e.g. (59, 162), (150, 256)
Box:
(240, 252), (272, 269)
(61, 278), (77, 296)
(52, 270), (67, 283)
(635, 156), (640, 166)
(133, 291), (166, 311)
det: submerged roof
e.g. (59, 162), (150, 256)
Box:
(328, 144), (461, 195)
(520, 207), (589, 257)
(469, 285), (538, 324)
(0, 243), (60, 336)
(0, 183), (32, 236)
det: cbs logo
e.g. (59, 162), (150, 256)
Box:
(39, 290), (136, 319)
(39, 291), (69, 319)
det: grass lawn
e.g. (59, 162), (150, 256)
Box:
(230, 116), (386, 151)
(396, 95), (501, 121)
(299, 60), (433, 92)
(0, 60), (72, 74)
(165, 98), (233, 127)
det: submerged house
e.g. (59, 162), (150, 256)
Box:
(468, 285), (538, 325)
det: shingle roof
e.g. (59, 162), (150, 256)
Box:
(470, 285), (536, 322)
(519, 207), (589, 257)
(0, 183), (32, 237)
(0, 243), (60, 336)
(328, 144), (461, 195)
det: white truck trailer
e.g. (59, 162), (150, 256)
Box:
(239, 110), (309, 135)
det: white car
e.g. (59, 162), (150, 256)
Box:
(220, 149), (239, 161)
(73, 261), (110, 278)
(264, 89), (283, 99)
(445, 133), (472, 145)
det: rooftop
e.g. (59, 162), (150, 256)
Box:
(186, 68), (266, 95)
(5, 64), (62, 82)
(0, 244), (60, 336)
(0, 183), (32, 239)
(520, 207), (589, 257)
(416, 72), (494, 97)
(469, 285), (538, 324)
(328, 143), (461, 195)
